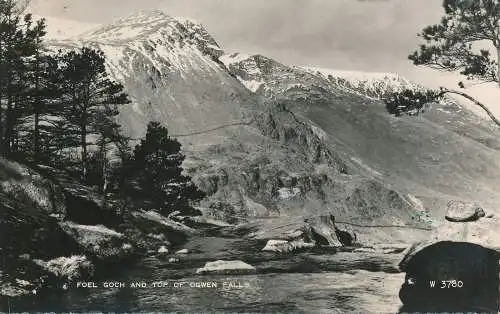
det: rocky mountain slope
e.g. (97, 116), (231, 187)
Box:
(221, 52), (500, 216)
(40, 10), (500, 245)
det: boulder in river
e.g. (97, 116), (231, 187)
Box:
(262, 240), (289, 252)
(245, 215), (344, 246)
(175, 249), (190, 255)
(196, 260), (256, 275)
(445, 200), (485, 222)
(158, 246), (169, 255)
(262, 239), (314, 253)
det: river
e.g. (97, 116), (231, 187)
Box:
(5, 252), (406, 313)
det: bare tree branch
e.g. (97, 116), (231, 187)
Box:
(438, 88), (500, 126)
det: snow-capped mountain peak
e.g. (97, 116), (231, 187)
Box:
(74, 10), (219, 50)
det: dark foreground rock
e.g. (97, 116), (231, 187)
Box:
(398, 241), (500, 313)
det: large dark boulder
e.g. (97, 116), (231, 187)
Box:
(398, 241), (500, 313)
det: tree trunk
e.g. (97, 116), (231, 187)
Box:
(34, 56), (40, 161)
(34, 109), (39, 159)
(439, 88), (500, 127)
(5, 78), (13, 155)
(102, 143), (108, 194)
(497, 47), (500, 88)
(81, 122), (87, 181)
(0, 41), (3, 153)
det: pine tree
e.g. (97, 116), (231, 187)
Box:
(127, 122), (205, 216)
(0, 1), (47, 157)
(0, 0), (22, 155)
(409, 0), (500, 88)
(57, 47), (130, 180)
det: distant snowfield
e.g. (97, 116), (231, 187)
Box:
(303, 67), (407, 84)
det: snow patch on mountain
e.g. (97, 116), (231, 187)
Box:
(301, 66), (424, 99)
(237, 77), (265, 93)
(220, 52), (254, 66)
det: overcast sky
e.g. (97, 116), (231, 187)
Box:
(28, 0), (453, 85)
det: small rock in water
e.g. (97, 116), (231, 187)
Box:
(175, 249), (189, 255)
(353, 247), (376, 253)
(262, 240), (289, 252)
(158, 246), (169, 254)
(262, 239), (314, 253)
(18, 253), (30, 261)
(196, 260), (256, 275)
(445, 200), (485, 222)
(148, 233), (166, 241)
(168, 257), (180, 263)
(15, 279), (31, 287)
(121, 243), (133, 251)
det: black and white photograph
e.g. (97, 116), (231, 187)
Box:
(1, 0), (500, 313)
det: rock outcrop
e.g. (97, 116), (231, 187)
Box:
(32, 255), (94, 282)
(58, 222), (135, 262)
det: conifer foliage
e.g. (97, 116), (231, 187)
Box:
(125, 122), (205, 216)
(0, 0), (47, 157)
(409, 0), (500, 87)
